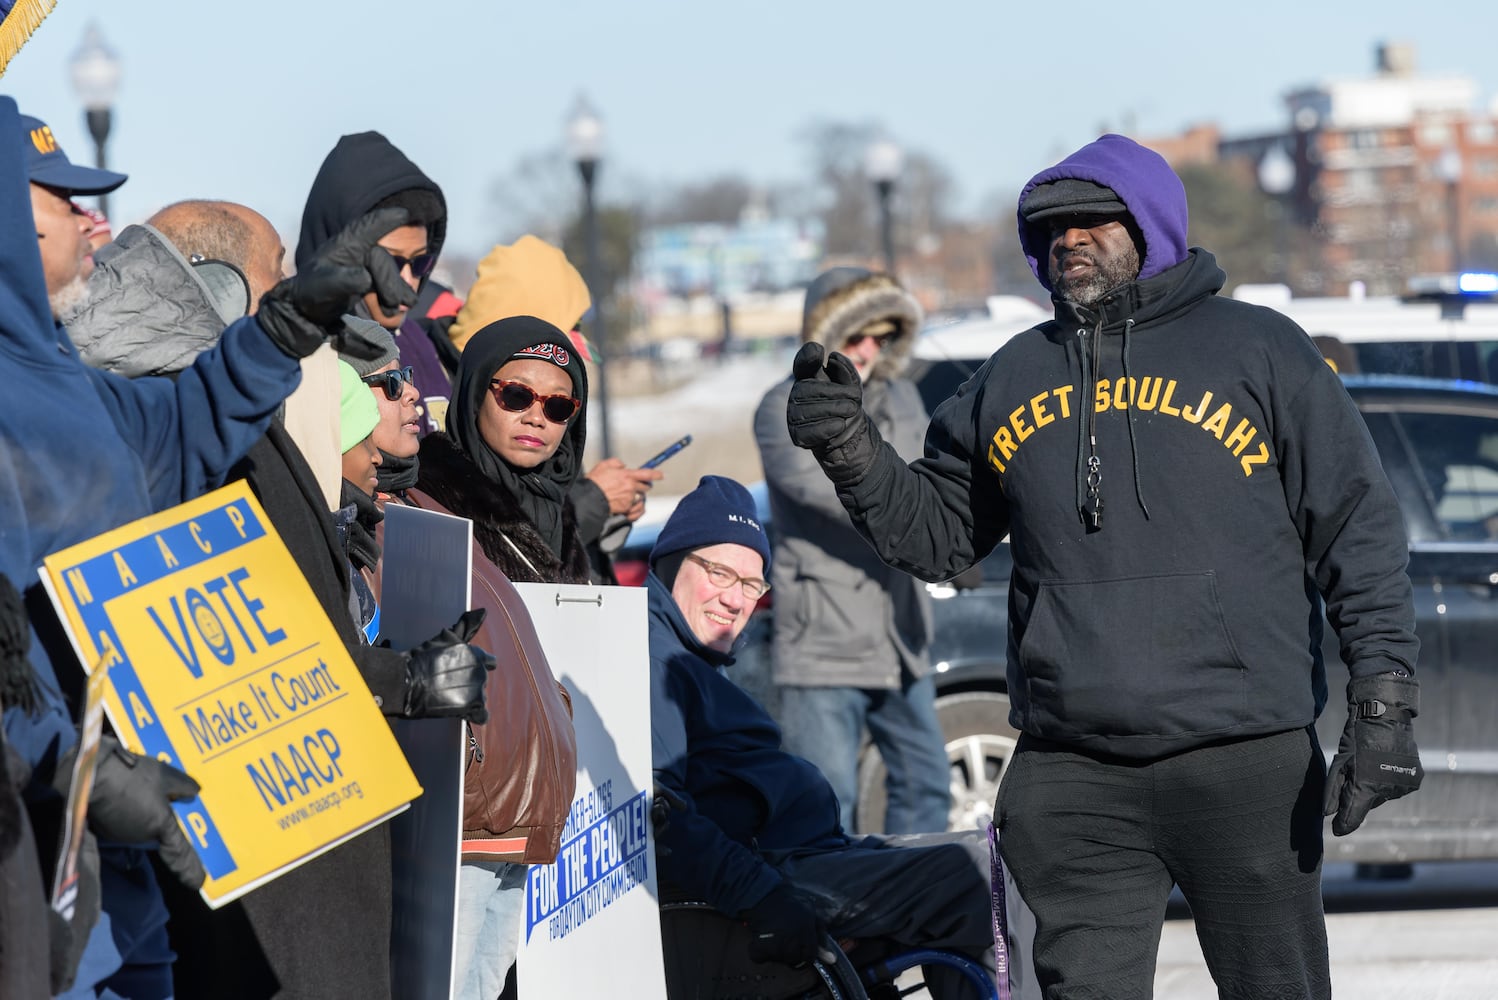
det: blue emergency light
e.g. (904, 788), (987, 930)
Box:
(1457, 272), (1498, 295)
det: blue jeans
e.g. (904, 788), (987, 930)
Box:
(778, 673), (949, 834)
(453, 860), (526, 1000)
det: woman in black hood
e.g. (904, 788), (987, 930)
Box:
(407, 315), (590, 996)
(415, 315), (594, 581)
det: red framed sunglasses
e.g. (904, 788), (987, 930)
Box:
(489, 379), (581, 424)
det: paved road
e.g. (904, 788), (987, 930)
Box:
(1156, 862), (1498, 999)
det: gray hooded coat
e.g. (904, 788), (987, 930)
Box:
(66, 224), (249, 376)
(752, 268), (933, 689)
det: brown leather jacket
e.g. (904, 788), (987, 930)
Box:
(406, 434), (590, 864)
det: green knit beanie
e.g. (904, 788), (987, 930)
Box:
(338, 359), (380, 453)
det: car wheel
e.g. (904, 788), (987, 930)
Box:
(854, 690), (1019, 834)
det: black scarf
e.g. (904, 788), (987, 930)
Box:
(376, 449), (419, 494)
(338, 479), (384, 575)
(446, 316), (588, 559)
(416, 434), (594, 585)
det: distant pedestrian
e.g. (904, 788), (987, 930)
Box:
(785, 133), (1423, 999)
(754, 267), (947, 834)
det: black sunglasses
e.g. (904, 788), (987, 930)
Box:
(361, 365), (415, 400)
(489, 379), (581, 424)
(386, 250), (437, 280)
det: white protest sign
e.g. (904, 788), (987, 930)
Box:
(514, 582), (665, 998)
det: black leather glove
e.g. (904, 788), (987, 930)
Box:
(257, 206), (417, 360)
(55, 736), (207, 889)
(786, 342), (877, 485)
(1324, 671), (1423, 836)
(400, 609), (495, 724)
(741, 882), (826, 967)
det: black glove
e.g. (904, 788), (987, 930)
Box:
(401, 609), (496, 724)
(786, 342), (877, 485)
(1324, 671), (1423, 836)
(55, 736), (207, 889)
(741, 883), (826, 967)
(257, 206), (417, 360)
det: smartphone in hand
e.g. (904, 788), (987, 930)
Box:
(642, 435), (693, 469)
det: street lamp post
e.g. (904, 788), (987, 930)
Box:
(566, 97), (613, 460)
(865, 138), (903, 276)
(1257, 143), (1296, 287)
(68, 23), (122, 218)
(1437, 147), (1463, 273)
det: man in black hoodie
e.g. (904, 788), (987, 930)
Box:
(298, 131), (457, 444)
(785, 134), (1422, 999)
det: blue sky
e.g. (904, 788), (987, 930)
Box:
(5, 0), (1497, 262)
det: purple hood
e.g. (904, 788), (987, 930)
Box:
(1016, 134), (1189, 293)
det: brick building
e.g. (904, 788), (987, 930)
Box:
(1165, 44), (1498, 296)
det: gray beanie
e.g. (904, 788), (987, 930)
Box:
(337, 315), (400, 377)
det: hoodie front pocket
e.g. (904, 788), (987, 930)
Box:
(1018, 572), (1247, 738)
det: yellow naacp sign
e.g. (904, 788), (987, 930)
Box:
(41, 481), (421, 907)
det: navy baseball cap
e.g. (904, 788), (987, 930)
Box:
(20, 114), (127, 195)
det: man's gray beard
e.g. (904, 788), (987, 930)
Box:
(51, 274), (91, 323)
(1055, 244), (1141, 307)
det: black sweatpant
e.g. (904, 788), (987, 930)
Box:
(996, 727), (1329, 1000)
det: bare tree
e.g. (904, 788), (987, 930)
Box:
(796, 118), (881, 256)
(485, 145), (575, 247)
(648, 176), (756, 226)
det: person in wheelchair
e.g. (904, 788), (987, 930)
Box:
(647, 476), (1024, 999)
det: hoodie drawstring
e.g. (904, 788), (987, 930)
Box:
(1120, 318), (1150, 520)
(1072, 328), (1088, 523)
(1074, 324), (1103, 531)
(1075, 316), (1155, 532)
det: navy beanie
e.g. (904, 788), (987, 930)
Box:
(650, 476), (771, 573)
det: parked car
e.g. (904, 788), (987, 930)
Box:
(619, 291), (1498, 863)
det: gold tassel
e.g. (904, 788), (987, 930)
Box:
(0, 0), (59, 76)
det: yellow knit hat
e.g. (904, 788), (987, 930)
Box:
(449, 235), (592, 352)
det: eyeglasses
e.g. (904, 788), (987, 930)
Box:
(386, 250), (437, 280)
(684, 553), (771, 600)
(489, 379), (581, 424)
(361, 365), (415, 401)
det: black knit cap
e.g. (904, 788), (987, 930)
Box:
(1020, 178), (1128, 223)
(372, 188), (445, 231)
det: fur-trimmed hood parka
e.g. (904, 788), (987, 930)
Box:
(801, 266), (923, 382)
(753, 265), (934, 691)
